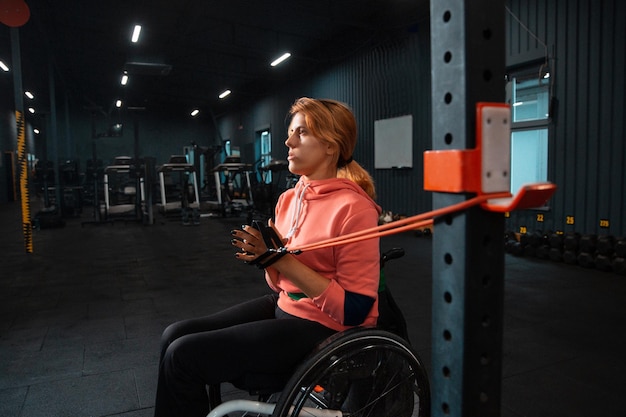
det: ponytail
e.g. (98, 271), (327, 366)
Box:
(338, 159), (376, 200)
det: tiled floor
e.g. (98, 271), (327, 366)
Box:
(1, 202), (625, 417)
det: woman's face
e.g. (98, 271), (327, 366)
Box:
(285, 112), (336, 180)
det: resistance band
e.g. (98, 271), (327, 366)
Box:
(285, 192), (511, 254)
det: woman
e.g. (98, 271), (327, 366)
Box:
(154, 97), (381, 417)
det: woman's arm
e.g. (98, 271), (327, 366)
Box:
(231, 225), (331, 297)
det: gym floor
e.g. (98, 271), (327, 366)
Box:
(1, 202), (625, 417)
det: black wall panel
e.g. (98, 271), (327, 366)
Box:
(505, 0), (625, 236)
(220, 0), (625, 237)
(220, 22), (433, 218)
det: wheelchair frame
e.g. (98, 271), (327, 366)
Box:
(206, 249), (431, 417)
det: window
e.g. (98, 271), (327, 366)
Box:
(259, 130), (272, 182)
(506, 69), (551, 200)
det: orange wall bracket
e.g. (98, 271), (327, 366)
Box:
(424, 102), (556, 212)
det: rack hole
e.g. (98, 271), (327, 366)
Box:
(444, 92), (453, 104)
(443, 329), (452, 341)
(444, 253), (453, 264)
(444, 51), (452, 63)
(482, 275), (492, 288)
(443, 10), (451, 22)
(443, 366), (451, 377)
(444, 133), (453, 145)
(444, 291), (452, 303)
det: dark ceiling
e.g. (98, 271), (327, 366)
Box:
(2, 0), (429, 119)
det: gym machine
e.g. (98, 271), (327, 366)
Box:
(210, 156), (254, 217)
(103, 156), (145, 220)
(157, 155), (200, 224)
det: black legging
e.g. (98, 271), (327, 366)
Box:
(154, 293), (337, 417)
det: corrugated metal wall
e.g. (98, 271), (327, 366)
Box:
(506, 0), (626, 236)
(221, 0), (626, 237)
(307, 29), (432, 217)
(221, 22), (433, 218)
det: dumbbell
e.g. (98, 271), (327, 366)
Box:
(508, 240), (525, 256)
(561, 232), (580, 265)
(549, 232), (564, 250)
(536, 244), (551, 259)
(595, 254), (613, 272)
(549, 247), (563, 262)
(613, 257), (626, 276)
(579, 234), (598, 254)
(596, 235), (615, 256)
(615, 239), (626, 258)
(577, 251), (595, 268)
(563, 249), (578, 265)
(563, 232), (581, 252)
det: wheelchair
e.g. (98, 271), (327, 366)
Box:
(206, 248), (431, 417)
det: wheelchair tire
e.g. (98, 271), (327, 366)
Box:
(271, 328), (430, 417)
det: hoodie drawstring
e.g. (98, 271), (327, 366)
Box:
(285, 182), (310, 239)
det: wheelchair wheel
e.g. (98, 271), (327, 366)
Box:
(271, 328), (430, 417)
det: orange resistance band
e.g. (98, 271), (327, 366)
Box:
(286, 192), (511, 253)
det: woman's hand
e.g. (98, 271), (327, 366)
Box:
(231, 225), (268, 263)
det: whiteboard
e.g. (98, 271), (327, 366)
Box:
(374, 115), (413, 169)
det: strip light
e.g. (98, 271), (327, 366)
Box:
(132, 25), (142, 43)
(219, 90), (231, 99)
(121, 74), (129, 85)
(0, 61), (8, 72)
(191, 109), (200, 117)
(270, 52), (291, 67)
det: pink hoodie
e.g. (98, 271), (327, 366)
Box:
(265, 178), (382, 332)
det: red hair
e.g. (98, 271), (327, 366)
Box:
(289, 97), (376, 200)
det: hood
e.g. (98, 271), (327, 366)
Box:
(284, 178), (382, 239)
(295, 178), (379, 207)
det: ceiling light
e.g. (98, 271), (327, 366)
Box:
(270, 52), (291, 67)
(131, 25), (142, 43)
(25, 91), (34, 99)
(219, 90), (231, 99)
(0, 61), (8, 72)
(116, 100), (122, 108)
(190, 109), (200, 117)
(121, 74), (129, 85)
(28, 107), (35, 114)
(34, 128), (40, 134)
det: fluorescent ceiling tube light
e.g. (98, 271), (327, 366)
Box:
(116, 100), (122, 108)
(132, 25), (142, 43)
(0, 60), (9, 72)
(190, 109), (200, 117)
(25, 91), (34, 99)
(121, 74), (129, 85)
(28, 107), (35, 114)
(270, 52), (291, 67)
(34, 128), (40, 134)
(219, 90), (231, 99)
